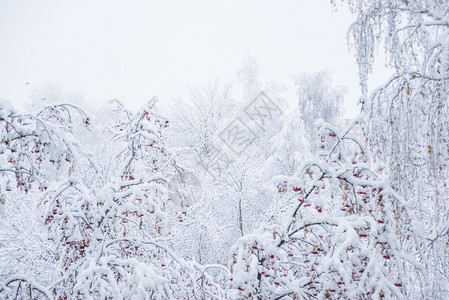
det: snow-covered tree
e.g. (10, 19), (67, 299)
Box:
(0, 99), (228, 299)
(228, 122), (424, 299)
(49, 99), (228, 299)
(0, 98), (93, 299)
(337, 0), (449, 297)
(266, 108), (312, 177)
(294, 69), (346, 146)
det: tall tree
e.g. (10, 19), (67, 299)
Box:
(338, 1), (449, 297)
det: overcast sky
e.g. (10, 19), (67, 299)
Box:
(0, 0), (391, 117)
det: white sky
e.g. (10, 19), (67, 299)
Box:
(0, 0), (391, 117)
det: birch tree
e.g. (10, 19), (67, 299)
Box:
(337, 1), (449, 297)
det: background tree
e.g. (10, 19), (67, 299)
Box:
(168, 63), (287, 268)
(294, 69), (346, 148)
